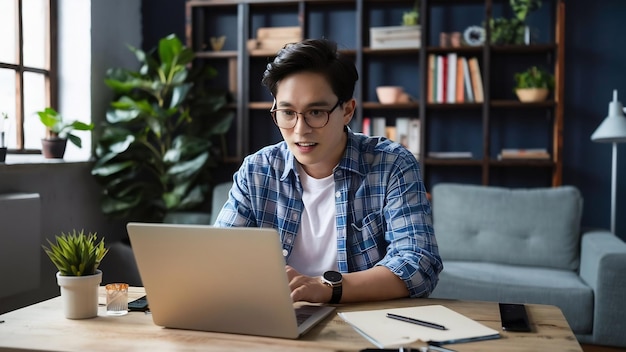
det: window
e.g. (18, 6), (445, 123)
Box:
(0, 0), (55, 154)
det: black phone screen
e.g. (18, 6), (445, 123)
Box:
(499, 303), (531, 332)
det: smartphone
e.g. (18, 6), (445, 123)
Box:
(128, 295), (149, 312)
(499, 303), (531, 332)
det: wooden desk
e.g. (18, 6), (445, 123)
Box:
(0, 287), (581, 352)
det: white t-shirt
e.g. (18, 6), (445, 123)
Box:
(287, 165), (338, 276)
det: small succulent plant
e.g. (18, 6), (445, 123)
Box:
(42, 229), (108, 276)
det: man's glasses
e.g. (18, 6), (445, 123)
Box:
(270, 100), (343, 129)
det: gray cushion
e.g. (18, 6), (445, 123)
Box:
(432, 184), (583, 270)
(430, 261), (594, 334)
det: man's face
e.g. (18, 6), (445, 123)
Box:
(273, 71), (354, 179)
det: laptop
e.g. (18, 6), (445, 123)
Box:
(126, 222), (336, 339)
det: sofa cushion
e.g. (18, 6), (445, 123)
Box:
(429, 261), (594, 334)
(432, 184), (583, 270)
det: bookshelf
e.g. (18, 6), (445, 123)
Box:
(185, 0), (565, 188)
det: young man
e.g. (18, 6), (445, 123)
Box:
(214, 38), (442, 304)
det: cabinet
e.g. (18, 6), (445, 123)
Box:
(185, 0), (565, 189)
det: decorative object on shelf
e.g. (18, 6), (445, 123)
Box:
(488, 0), (541, 45)
(376, 86), (409, 104)
(402, 0), (420, 26)
(209, 36), (226, 51)
(36, 107), (94, 159)
(462, 26), (485, 46)
(370, 26), (421, 49)
(252, 27), (301, 53)
(590, 90), (626, 234)
(91, 34), (234, 222)
(439, 32), (450, 47)
(0, 112), (7, 162)
(450, 32), (462, 47)
(42, 229), (108, 319)
(513, 66), (554, 102)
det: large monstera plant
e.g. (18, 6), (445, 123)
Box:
(91, 34), (234, 222)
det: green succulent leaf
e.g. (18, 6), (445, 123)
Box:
(42, 230), (108, 276)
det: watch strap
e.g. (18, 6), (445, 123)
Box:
(329, 284), (342, 304)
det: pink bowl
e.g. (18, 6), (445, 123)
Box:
(376, 86), (404, 104)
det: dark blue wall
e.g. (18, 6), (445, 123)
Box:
(141, 0), (626, 241)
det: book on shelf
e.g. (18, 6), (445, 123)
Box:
(498, 148), (550, 160)
(455, 55), (465, 103)
(407, 119), (420, 157)
(430, 54), (480, 104)
(362, 117), (371, 136)
(427, 151), (473, 159)
(446, 52), (457, 103)
(338, 305), (500, 349)
(393, 117), (420, 156)
(436, 55), (445, 103)
(371, 117), (386, 137)
(427, 54), (436, 104)
(468, 57), (484, 103)
(461, 56), (474, 103)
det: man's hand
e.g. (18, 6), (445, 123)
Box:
(285, 265), (332, 303)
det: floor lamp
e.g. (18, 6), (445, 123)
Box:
(591, 90), (626, 233)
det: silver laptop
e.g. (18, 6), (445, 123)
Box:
(126, 222), (336, 339)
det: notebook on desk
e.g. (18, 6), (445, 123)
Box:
(126, 222), (336, 339)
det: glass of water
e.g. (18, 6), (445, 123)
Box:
(105, 283), (129, 316)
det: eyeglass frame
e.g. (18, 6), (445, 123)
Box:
(270, 100), (344, 129)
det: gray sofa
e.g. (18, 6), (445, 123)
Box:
(429, 183), (626, 348)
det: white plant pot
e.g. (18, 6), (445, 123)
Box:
(56, 270), (102, 319)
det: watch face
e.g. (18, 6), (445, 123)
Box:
(323, 270), (342, 284)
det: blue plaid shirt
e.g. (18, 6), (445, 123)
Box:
(215, 128), (442, 297)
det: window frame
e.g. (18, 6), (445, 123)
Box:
(0, 0), (57, 154)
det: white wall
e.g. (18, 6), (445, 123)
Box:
(58, 0), (141, 159)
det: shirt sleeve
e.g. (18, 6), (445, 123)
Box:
(374, 152), (443, 298)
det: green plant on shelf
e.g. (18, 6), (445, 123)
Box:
(488, 0), (542, 45)
(514, 66), (554, 90)
(402, 0), (420, 26)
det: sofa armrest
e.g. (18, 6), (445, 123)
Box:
(579, 230), (626, 345)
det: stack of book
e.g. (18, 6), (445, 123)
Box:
(362, 117), (420, 158)
(427, 151), (473, 159)
(498, 148), (550, 160)
(427, 53), (483, 104)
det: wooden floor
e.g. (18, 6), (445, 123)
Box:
(582, 344), (626, 352)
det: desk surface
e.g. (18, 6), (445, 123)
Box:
(0, 287), (581, 352)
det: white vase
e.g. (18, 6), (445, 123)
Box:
(56, 270), (102, 319)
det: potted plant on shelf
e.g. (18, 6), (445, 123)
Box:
(402, 0), (420, 26)
(37, 107), (94, 158)
(42, 229), (108, 319)
(513, 66), (555, 102)
(91, 34), (234, 223)
(0, 112), (7, 162)
(488, 0), (542, 45)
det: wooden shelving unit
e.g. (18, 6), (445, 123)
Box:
(185, 0), (565, 188)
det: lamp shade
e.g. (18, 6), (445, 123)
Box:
(591, 90), (626, 143)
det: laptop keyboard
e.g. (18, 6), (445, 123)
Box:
(295, 305), (321, 326)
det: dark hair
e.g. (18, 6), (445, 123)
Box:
(262, 38), (359, 102)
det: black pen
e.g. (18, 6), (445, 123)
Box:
(386, 313), (447, 330)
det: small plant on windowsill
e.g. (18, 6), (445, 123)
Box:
(37, 107), (94, 158)
(513, 66), (555, 102)
(0, 113), (7, 162)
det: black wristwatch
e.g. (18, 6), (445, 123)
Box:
(321, 270), (343, 304)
